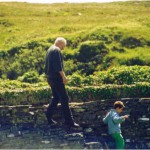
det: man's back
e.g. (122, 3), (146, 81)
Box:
(45, 45), (63, 81)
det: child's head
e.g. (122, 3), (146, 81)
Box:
(114, 101), (125, 113)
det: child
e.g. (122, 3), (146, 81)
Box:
(103, 101), (129, 149)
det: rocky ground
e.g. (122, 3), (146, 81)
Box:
(0, 123), (103, 149)
(0, 98), (150, 149)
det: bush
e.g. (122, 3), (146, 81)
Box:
(125, 57), (144, 66)
(0, 80), (31, 90)
(68, 73), (83, 86)
(8, 46), (21, 56)
(96, 66), (150, 85)
(121, 37), (144, 49)
(39, 73), (47, 82)
(77, 41), (109, 62)
(68, 83), (150, 101)
(75, 61), (97, 75)
(64, 59), (78, 75)
(66, 66), (150, 86)
(112, 46), (125, 53)
(0, 79), (47, 90)
(82, 75), (97, 86)
(27, 41), (40, 49)
(7, 69), (18, 80)
(0, 82), (149, 105)
(18, 71), (40, 83)
(100, 56), (115, 70)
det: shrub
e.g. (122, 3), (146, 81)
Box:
(0, 80), (32, 90)
(0, 82), (149, 105)
(114, 32), (123, 42)
(0, 51), (8, 57)
(77, 41), (108, 62)
(8, 46), (21, 56)
(7, 69), (18, 80)
(82, 75), (97, 86)
(121, 37), (144, 49)
(39, 73), (47, 82)
(126, 57), (144, 66)
(27, 41), (40, 49)
(64, 59), (78, 75)
(100, 56), (115, 70)
(18, 71), (40, 83)
(0, 79), (47, 90)
(112, 46), (125, 53)
(96, 66), (150, 85)
(68, 73), (83, 86)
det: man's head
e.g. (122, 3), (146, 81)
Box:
(114, 101), (125, 113)
(54, 37), (67, 50)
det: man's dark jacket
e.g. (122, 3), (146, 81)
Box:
(45, 45), (64, 82)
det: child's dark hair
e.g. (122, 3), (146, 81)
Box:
(114, 101), (125, 109)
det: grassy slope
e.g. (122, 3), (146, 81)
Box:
(0, 1), (150, 77)
(0, 2), (150, 49)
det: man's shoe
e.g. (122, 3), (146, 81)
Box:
(71, 122), (80, 128)
(48, 119), (57, 126)
(67, 122), (80, 128)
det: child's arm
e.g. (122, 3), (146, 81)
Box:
(103, 112), (109, 124)
(121, 115), (129, 119)
(112, 112), (125, 124)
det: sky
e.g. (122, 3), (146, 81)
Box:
(0, 0), (136, 4)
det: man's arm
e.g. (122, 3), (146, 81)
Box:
(59, 71), (68, 84)
(52, 49), (68, 84)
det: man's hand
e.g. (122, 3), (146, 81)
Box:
(59, 71), (68, 84)
(62, 76), (68, 84)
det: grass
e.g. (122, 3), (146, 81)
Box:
(0, 1), (150, 50)
(109, 46), (150, 66)
(0, 1), (150, 79)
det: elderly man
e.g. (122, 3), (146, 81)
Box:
(45, 37), (79, 128)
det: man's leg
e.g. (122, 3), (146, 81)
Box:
(54, 82), (75, 125)
(46, 85), (59, 124)
(111, 133), (125, 149)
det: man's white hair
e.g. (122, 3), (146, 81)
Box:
(54, 37), (67, 45)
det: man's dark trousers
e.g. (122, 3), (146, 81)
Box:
(46, 78), (74, 125)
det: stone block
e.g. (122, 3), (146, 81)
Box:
(85, 142), (103, 149)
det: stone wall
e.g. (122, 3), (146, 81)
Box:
(0, 98), (150, 149)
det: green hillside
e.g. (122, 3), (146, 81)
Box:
(0, 1), (150, 79)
